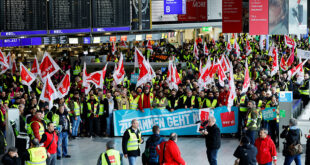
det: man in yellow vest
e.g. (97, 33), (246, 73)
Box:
(179, 90), (198, 109)
(129, 90), (140, 110)
(97, 140), (122, 165)
(138, 87), (154, 112)
(122, 119), (143, 165)
(299, 73), (309, 108)
(69, 92), (81, 139)
(86, 95), (100, 137)
(152, 92), (168, 110)
(244, 101), (261, 145)
(206, 92), (218, 109)
(24, 138), (47, 165)
(28, 111), (45, 141)
(167, 89), (179, 112)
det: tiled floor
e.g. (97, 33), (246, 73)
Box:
(57, 136), (306, 165)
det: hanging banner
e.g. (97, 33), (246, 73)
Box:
(289, 0), (307, 34)
(249, 0), (269, 35)
(164, 0), (186, 15)
(178, 0), (207, 22)
(269, 0), (289, 34)
(113, 106), (239, 136)
(222, 0), (243, 33)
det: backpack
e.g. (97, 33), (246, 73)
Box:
(145, 136), (165, 163)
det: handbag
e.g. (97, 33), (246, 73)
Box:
(285, 129), (303, 156)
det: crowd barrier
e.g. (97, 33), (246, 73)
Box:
(113, 106), (239, 136)
(292, 99), (303, 118)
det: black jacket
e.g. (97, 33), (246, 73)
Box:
(280, 127), (302, 146)
(122, 127), (142, 157)
(103, 97), (118, 117)
(233, 144), (257, 165)
(204, 124), (221, 149)
(306, 137), (310, 165)
(1, 153), (21, 165)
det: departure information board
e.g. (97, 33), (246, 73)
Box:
(92, 0), (130, 28)
(0, 0), (47, 31)
(49, 0), (91, 30)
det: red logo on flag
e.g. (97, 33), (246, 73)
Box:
(200, 111), (209, 121)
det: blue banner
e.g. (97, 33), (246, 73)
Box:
(113, 106), (238, 136)
(262, 107), (277, 121)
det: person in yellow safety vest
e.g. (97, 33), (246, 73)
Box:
(234, 69), (244, 82)
(73, 65), (81, 76)
(24, 138), (47, 165)
(152, 92), (168, 110)
(206, 92), (218, 109)
(167, 89), (179, 112)
(265, 96), (279, 146)
(129, 90), (140, 110)
(299, 73), (310, 108)
(244, 101), (262, 145)
(197, 91), (207, 109)
(105, 74), (114, 89)
(117, 91), (130, 110)
(179, 90), (198, 109)
(28, 110), (45, 141)
(95, 55), (101, 63)
(122, 119), (143, 165)
(138, 87), (154, 112)
(69, 92), (81, 138)
(86, 95), (100, 137)
(97, 140), (122, 165)
(97, 89), (106, 136)
(236, 89), (249, 137)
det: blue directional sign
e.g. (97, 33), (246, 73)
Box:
(164, 0), (186, 15)
(279, 91), (293, 103)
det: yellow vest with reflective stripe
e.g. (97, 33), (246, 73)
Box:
(206, 99), (217, 108)
(87, 102), (98, 118)
(197, 97), (206, 109)
(28, 121), (45, 140)
(99, 103), (104, 116)
(168, 98), (178, 108)
(101, 149), (121, 165)
(73, 102), (80, 116)
(73, 66), (81, 75)
(141, 93), (154, 107)
(154, 98), (167, 110)
(239, 95), (247, 112)
(127, 129), (141, 151)
(129, 95), (140, 110)
(26, 147), (47, 165)
(183, 96), (196, 107)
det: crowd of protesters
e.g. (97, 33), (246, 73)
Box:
(0, 34), (310, 164)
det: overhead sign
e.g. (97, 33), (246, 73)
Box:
(222, 0), (243, 33)
(249, 0), (269, 35)
(178, 0), (207, 22)
(50, 29), (91, 34)
(202, 27), (212, 32)
(279, 91), (293, 103)
(164, 0), (186, 15)
(83, 37), (91, 44)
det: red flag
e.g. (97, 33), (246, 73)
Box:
(218, 64), (227, 87)
(227, 62), (236, 112)
(288, 60), (307, 79)
(40, 75), (59, 110)
(31, 56), (39, 75)
(82, 62), (90, 87)
(20, 63), (36, 86)
(204, 42), (209, 55)
(57, 70), (71, 98)
(271, 48), (279, 77)
(119, 41), (128, 48)
(87, 71), (102, 88)
(111, 42), (116, 55)
(246, 40), (252, 56)
(241, 59), (250, 94)
(0, 50), (8, 68)
(174, 65), (181, 85)
(102, 63), (108, 83)
(286, 49), (295, 67)
(193, 42), (199, 59)
(39, 52), (60, 80)
(0, 53), (10, 74)
(280, 56), (288, 71)
(135, 48), (149, 87)
(113, 53), (125, 85)
(212, 39), (215, 46)
(285, 35), (296, 48)
(226, 42), (232, 52)
(233, 39), (241, 57)
(147, 40), (153, 52)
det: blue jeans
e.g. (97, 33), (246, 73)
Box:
(106, 114), (113, 136)
(47, 153), (56, 165)
(206, 148), (218, 165)
(128, 156), (137, 165)
(57, 131), (69, 157)
(246, 130), (257, 145)
(284, 154), (301, 165)
(72, 116), (81, 137)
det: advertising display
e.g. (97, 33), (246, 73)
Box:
(178, 0), (207, 22)
(132, 0), (151, 30)
(164, 0), (186, 14)
(113, 106), (239, 136)
(269, 0), (288, 34)
(222, 0), (243, 33)
(249, 0), (269, 35)
(289, 0), (307, 34)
